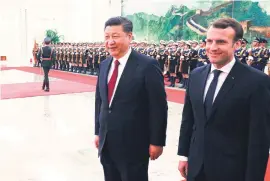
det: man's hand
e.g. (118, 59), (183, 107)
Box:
(94, 135), (99, 149)
(149, 144), (163, 160)
(178, 160), (188, 179)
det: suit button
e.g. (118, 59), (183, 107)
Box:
(108, 110), (112, 114)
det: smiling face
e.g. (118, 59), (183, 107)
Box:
(206, 26), (240, 69)
(104, 25), (132, 59)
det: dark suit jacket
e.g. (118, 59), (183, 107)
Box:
(178, 60), (270, 181)
(95, 49), (168, 163)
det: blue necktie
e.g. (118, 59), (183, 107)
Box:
(204, 70), (222, 119)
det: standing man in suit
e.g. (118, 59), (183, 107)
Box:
(37, 37), (56, 92)
(177, 18), (270, 181)
(94, 16), (168, 181)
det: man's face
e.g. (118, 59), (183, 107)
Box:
(199, 42), (205, 48)
(260, 42), (266, 47)
(104, 25), (132, 59)
(252, 41), (258, 47)
(192, 43), (198, 48)
(206, 26), (239, 68)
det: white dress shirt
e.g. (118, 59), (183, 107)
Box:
(179, 58), (236, 162)
(203, 58), (236, 102)
(107, 47), (132, 106)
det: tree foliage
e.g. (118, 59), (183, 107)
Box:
(45, 29), (64, 43)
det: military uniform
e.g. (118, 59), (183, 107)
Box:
(37, 37), (56, 91)
(197, 39), (208, 67)
(179, 42), (192, 89)
(168, 45), (179, 87)
(235, 38), (249, 64)
(181, 48), (191, 74)
(260, 39), (269, 73)
(248, 38), (265, 71)
(189, 47), (198, 72)
(156, 41), (167, 73)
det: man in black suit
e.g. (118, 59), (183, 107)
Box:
(177, 18), (270, 181)
(94, 16), (168, 181)
(37, 37), (55, 92)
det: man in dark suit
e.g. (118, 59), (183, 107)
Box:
(37, 37), (56, 92)
(94, 16), (168, 181)
(177, 18), (270, 181)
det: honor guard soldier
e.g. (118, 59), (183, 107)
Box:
(260, 38), (269, 73)
(179, 41), (191, 89)
(59, 47), (64, 70)
(248, 37), (264, 71)
(146, 45), (156, 59)
(197, 39), (208, 67)
(189, 40), (199, 72)
(76, 47), (83, 73)
(99, 47), (107, 64)
(37, 37), (56, 92)
(175, 42), (183, 84)
(71, 47), (77, 72)
(55, 47), (60, 69)
(66, 47), (72, 71)
(156, 40), (167, 74)
(168, 43), (179, 87)
(235, 38), (249, 64)
(74, 47), (80, 73)
(81, 47), (88, 74)
(93, 47), (100, 75)
(63, 47), (69, 71)
(137, 43), (146, 55)
(88, 47), (94, 75)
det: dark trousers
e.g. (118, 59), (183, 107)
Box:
(42, 66), (50, 89)
(100, 145), (149, 181)
(187, 166), (208, 181)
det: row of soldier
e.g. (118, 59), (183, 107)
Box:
(32, 38), (270, 89)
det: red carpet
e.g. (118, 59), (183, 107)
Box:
(266, 160), (270, 181)
(2, 66), (186, 103)
(1, 80), (95, 100)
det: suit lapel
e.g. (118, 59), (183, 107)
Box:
(101, 57), (113, 107)
(207, 61), (241, 122)
(197, 64), (211, 121)
(110, 50), (138, 107)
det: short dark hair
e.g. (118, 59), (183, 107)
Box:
(104, 16), (133, 33)
(209, 18), (243, 42)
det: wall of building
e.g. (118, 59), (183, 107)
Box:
(0, 0), (121, 66)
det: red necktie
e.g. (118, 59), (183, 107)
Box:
(108, 60), (120, 104)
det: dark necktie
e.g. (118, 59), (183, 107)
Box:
(204, 69), (222, 119)
(108, 60), (120, 104)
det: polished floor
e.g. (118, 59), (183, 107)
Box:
(0, 68), (184, 181)
(0, 66), (269, 181)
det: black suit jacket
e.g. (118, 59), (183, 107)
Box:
(178, 60), (270, 181)
(95, 49), (168, 162)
